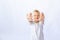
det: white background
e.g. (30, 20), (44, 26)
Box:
(0, 0), (60, 40)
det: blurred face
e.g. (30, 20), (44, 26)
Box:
(33, 12), (40, 19)
(33, 12), (40, 23)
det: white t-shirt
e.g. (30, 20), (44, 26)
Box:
(30, 21), (44, 40)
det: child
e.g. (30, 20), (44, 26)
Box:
(27, 10), (45, 40)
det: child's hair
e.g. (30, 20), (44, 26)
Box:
(33, 10), (40, 14)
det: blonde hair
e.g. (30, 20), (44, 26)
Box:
(33, 10), (40, 14)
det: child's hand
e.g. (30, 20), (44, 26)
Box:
(39, 12), (45, 24)
(27, 13), (33, 22)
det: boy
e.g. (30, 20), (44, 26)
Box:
(27, 10), (45, 40)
